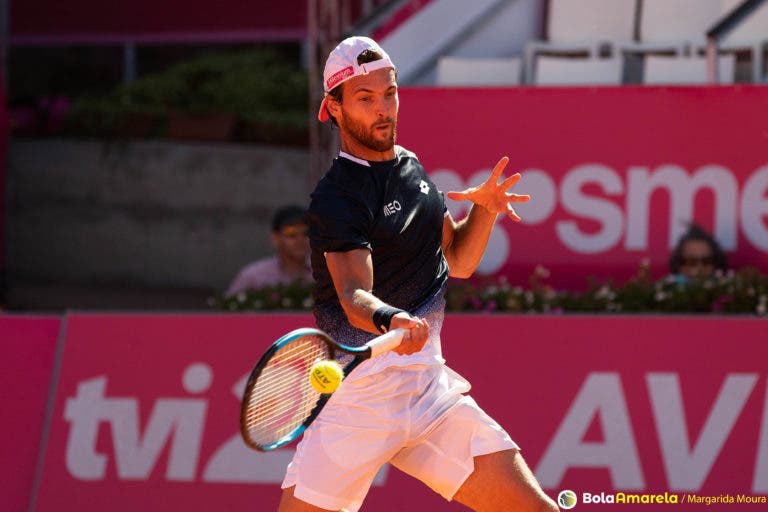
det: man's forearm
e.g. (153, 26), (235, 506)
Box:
(446, 204), (498, 278)
(341, 288), (390, 334)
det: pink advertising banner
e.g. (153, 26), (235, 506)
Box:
(397, 86), (768, 289)
(32, 313), (768, 511)
(0, 316), (61, 512)
(442, 315), (768, 511)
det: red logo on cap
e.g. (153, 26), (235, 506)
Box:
(326, 66), (354, 89)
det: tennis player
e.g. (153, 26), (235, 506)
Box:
(279, 36), (559, 512)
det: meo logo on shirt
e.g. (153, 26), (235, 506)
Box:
(383, 200), (401, 217)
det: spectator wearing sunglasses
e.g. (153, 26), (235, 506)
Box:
(669, 224), (728, 282)
(225, 204), (312, 297)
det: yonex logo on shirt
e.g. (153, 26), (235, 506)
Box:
(419, 180), (430, 195)
(383, 200), (401, 217)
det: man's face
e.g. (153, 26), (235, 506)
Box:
(333, 67), (399, 154)
(271, 222), (309, 264)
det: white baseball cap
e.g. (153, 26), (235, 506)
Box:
(318, 36), (396, 122)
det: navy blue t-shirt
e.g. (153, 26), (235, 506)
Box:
(309, 146), (449, 338)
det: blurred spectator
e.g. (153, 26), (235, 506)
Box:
(668, 224), (728, 281)
(225, 205), (311, 297)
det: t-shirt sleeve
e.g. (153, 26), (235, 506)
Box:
(309, 189), (373, 253)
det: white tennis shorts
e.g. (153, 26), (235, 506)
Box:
(282, 363), (518, 511)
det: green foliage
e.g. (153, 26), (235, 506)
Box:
(62, 49), (309, 141)
(209, 263), (768, 316)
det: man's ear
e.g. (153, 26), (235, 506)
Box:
(326, 97), (342, 120)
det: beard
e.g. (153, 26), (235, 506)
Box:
(339, 110), (397, 153)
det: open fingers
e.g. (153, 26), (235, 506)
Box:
(500, 172), (522, 191)
(446, 188), (474, 201)
(446, 190), (467, 201)
(507, 192), (531, 203)
(490, 156), (510, 182)
(506, 204), (522, 222)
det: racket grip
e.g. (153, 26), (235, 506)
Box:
(368, 328), (406, 358)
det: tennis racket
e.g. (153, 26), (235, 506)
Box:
(240, 327), (405, 452)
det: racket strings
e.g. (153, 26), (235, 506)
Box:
(243, 335), (330, 446)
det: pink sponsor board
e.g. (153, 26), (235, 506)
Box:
(33, 313), (768, 511)
(0, 316), (61, 512)
(398, 86), (768, 289)
(441, 315), (768, 510)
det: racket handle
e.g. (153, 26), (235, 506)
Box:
(368, 328), (406, 358)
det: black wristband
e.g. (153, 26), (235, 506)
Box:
(372, 305), (406, 334)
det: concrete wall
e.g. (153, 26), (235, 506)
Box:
(4, 139), (311, 308)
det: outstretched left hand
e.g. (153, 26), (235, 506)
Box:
(446, 156), (530, 222)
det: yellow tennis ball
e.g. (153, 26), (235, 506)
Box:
(309, 360), (343, 393)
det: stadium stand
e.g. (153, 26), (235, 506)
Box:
(513, 0), (768, 86)
(642, 54), (736, 83)
(638, 0), (735, 46)
(436, 56), (522, 86)
(523, 0), (637, 83)
(534, 56), (623, 85)
(622, 0), (748, 83)
(715, 0), (768, 81)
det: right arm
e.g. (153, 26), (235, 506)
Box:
(324, 248), (429, 355)
(442, 156), (529, 278)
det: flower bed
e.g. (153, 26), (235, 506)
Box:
(210, 262), (768, 316)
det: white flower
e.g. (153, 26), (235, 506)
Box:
(596, 285), (613, 300)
